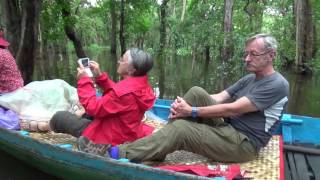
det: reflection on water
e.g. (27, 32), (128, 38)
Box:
(284, 71), (320, 117)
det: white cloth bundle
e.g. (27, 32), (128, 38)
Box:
(0, 79), (79, 122)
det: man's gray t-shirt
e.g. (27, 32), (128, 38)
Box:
(226, 72), (289, 150)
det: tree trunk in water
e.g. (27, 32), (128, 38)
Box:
(46, 42), (55, 79)
(53, 43), (59, 79)
(119, 0), (126, 55)
(203, 45), (210, 87)
(204, 46), (210, 71)
(2, 0), (21, 56)
(42, 39), (51, 79)
(292, 0), (297, 40)
(192, 27), (197, 74)
(180, 0), (186, 22)
(61, 38), (72, 83)
(158, 0), (169, 99)
(288, 74), (303, 114)
(110, 53), (118, 81)
(57, 0), (86, 58)
(34, 22), (43, 80)
(110, 0), (117, 57)
(295, 0), (314, 75)
(221, 0), (234, 62)
(15, 0), (42, 84)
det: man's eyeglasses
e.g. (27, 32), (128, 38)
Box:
(242, 50), (271, 59)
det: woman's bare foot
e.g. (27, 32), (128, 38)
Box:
(29, 121), (38, 131)
(38, 121), (50, 131)
(20, 120), (50, 132)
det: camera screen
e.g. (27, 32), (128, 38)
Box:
(81, 58), (89, 67)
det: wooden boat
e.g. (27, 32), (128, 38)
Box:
(0, 98), (318, 179)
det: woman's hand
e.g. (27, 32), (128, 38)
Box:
(169, 96), (192, 119)
(77, 65), (87, 79)
(89, 61), (102, 77)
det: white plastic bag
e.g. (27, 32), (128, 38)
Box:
(0, 79), (79, 122)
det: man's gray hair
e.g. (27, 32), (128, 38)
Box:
(128, 48), (153, 76)
(245, 33), (278, 51)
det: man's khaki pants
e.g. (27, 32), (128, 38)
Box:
(119, 86), (258, 163)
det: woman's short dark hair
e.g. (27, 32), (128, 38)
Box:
(129, 48), (153, 76)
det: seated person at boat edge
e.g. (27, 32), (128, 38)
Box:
(0, 26), (24, 94)
(50, 48), (156, 145)
(77, 34), (289, 163)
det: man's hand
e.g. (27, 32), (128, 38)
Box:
(169, 96), (192, 119)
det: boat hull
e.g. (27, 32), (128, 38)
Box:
(0, 127), (210, 180)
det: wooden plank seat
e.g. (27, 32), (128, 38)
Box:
(28, 117), (282, 179)
(284, 150), (320, 180)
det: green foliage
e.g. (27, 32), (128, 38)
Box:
(121, 0), (155, 46)
(34, 0), (320, 82)
(41, 0), (65, 40)
(176, 47), (191, 56)
(263, 1), (297, 69)
(86, 43), (105, 59)
(146, 47), (156, 56)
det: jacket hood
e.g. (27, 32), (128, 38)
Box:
(113, 75), (156, 110)
(133, 88), (156, 111)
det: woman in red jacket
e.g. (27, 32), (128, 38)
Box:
(50, 48), (156, 145)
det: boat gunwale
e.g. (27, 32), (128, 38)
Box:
(0, 126), (213, 180)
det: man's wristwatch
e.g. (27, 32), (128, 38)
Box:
(191, 107), (198, 118)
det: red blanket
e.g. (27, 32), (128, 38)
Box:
(157, 164), (243, 179)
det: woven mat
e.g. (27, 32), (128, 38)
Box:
(29, 131), (77, 149)
(29, 118), (281, 179)
(240, 136), (281, 179)
(149, 136), (280, 179)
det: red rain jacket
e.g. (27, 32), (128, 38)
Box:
(78, 73), (155, 145)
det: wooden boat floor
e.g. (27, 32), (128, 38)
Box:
(29, 118), (281, 179)
(284, 150), (320, 180)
